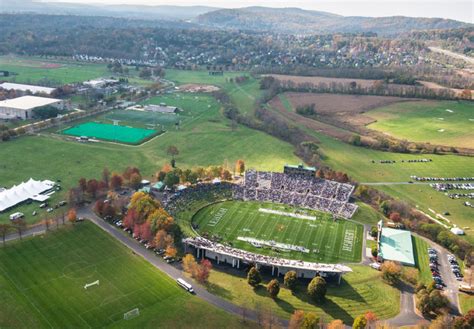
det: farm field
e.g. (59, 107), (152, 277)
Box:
(62, 122), (159, 144)
(0, 222), (251, 329)
(193, 201), (363, 263)
(0, 55), (151, 86)
(205, 265), (400, 324)
(366, 101), (474, 149)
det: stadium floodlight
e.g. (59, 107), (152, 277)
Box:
(123, 308), (140, 320)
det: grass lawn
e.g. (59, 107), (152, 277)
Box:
(367, 101), (474, 149)
(205, 265), (400, 325)
(412, 236), (432, 285)
(193, 200), (363, 263)
(0, 55), (150, 86)
(459, 293), (474, 314)
(0, 222), (252, 328)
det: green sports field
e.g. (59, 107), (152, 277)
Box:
(366, 100), (474, 149)
(62, 122), (158, 144)
(0, 222), (253, 329)
(193, 201), (363, 263)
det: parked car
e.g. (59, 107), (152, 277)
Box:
(46, 208), (54, 213)
(39, 203), (47, 208)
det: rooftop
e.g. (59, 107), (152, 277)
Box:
(0, 82), (56, 95)
(0, 96), (62, 110)
(379, 228), (415, 266)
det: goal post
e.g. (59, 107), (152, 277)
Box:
(123, 308), (140, 320)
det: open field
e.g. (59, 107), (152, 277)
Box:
(0, 89), (299, 224)
(266, 74), (380, 88)
(459, 293), (474, 314)
(0, 55), (151, 86)
(205, 265), (400, 324)
(193, 200), (363, 263)
(62, 122), (158, 144)
(0, 222), (251, 328)
(366, 101), (474, 149)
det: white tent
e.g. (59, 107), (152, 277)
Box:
(450, 227), (465, 235)
(0, 178), (55, 212)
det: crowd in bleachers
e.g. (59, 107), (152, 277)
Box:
(184, 236), (352, 273)
(234, 170), (358, 219)
(411, 176), (474, 182)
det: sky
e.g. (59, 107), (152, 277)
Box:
(43, 0), (474, 23)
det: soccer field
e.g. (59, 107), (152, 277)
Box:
(0, 222), (252, 329)
(193, 201), (363, 263)
(62, 122), (159, 144)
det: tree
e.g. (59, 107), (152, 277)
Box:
(416, 288), (449, 316)
(352, 314), (367, 329)
(307, 276), (327, 302)
(12, 219), (26, 240)
(301, 312), (319, 329)
(102, 167), (110, 188)
(67, 208), (77, 223)
(289, 310), (305, 329)
(110, 173), (123, 190)
(247, 267), (262, 287)
(284, 270), (298, 291)
(166, 145), (179, 160)
(364, 311), (378, 328)
(454, 309), (474, 329)
(86, 179), (99, 198)
(267, 279), (280, 299)
(235, 159), (245, 175)
(0, 224), (12, 246)
(165, 245), (177, 258)
(327, 319), (345, 329)
(430, 314), (454, 329)
(381, 261), (402, 284)
(139, 67), (152, 79)
(164, 171), (180, 187)
(78, 177), (87, 194)
(389, 212), (401, 222)
(182, 254), (198, 274)
(129, 172), (142, 190)
(195, 259), (212, 284)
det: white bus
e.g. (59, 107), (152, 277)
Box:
(9, 212), (24, 221)
(177, 278), (194, 293)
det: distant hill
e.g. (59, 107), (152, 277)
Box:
(1, 0), (217, 21)
(195, 6), (471, 36)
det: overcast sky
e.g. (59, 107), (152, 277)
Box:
(43, 0), (473, 23)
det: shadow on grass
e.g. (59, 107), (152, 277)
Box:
(253, 285), (296, 314)
(205, 282), (234, 301)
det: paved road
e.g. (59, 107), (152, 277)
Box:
(76, 207), (288, 327)
(387, 281), (426, 327)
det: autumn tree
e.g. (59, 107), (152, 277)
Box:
(102, 167), (110, 188)
(0, 224), (12, 246)
(67, 208), (77, 223)
(267, 279), (280, 299)
(129, 172), (142, 190)
(364, 311), (377, 328)
(165, 245), (177, 258)
(307, 276), (327, 302)
(78, 177), (87, 195)
(247, 267), (262, 287)
(140, 222), (152, 242)
(195, 259), (212, 284)
(86, 179), (99, 198)
(284, 270), (298, 291)
(166, 145), (179, 160)
(301, 312), (319, 329)
(12, 219), (26, 240)
(453, 309), (474, 329)
(110, 173), (123, 190)
(327, 319), (344, 329)
(182, 254), (198, 274)
(381, 261), (402, 285)
(352, 314), (367, 329)
(235, 159), (245, 175)
(289, 310), (305, 329)
(389, 212), (401, 222)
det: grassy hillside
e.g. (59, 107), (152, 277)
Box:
(367, 101), (474, 149)
(0, 222), (253, 328)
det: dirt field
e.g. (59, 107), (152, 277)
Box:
(178, 83), (220, 93)
(266, 74), (379, 88)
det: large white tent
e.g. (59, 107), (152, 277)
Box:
(0, 178), (55, 212)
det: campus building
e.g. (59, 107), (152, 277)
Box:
(0, 82), (56, 96)
(0, 95), (65, 120)
(377, 221), (415, 266)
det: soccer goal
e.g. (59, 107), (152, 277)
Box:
(123, 308), (140, 320)
(84, 280), (99, 289)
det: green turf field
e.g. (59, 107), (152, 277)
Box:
(62, 122), (158, 144)
(367, 101), (474, 149)
(412, 235), (432, 285)
(0, 222), (251, 328)
(193, 201), (363, 263)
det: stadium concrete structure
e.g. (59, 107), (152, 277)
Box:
(0, 82), (56, 95)
(284, 163), (316, 177)
(377, 221), (415, 266)
(184, 236), (352, 283)
(0, 178), (55, 212)
(0, 95), (64, 119)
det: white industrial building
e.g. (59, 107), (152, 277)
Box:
(0, 82), (56, 95)
(0, 178), (55, 212)
(0, 95), (65, 120)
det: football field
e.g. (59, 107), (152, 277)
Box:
(0, 222), (249, 329)
(193, 201), (363, 263)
